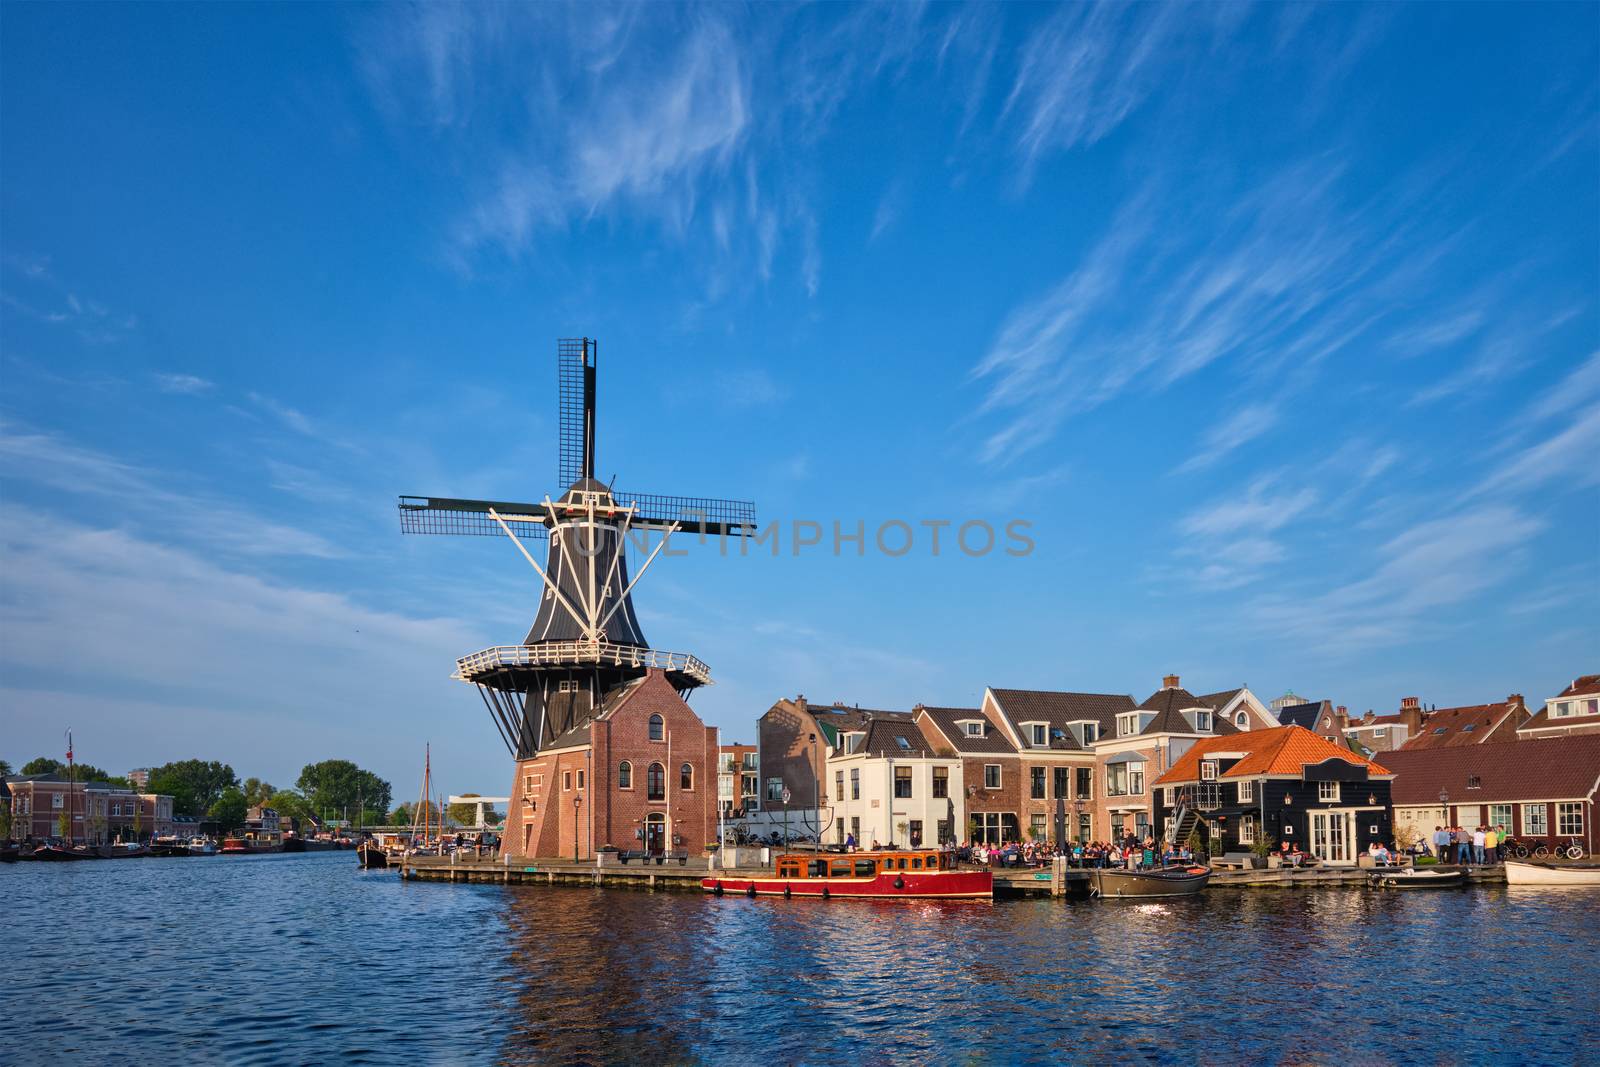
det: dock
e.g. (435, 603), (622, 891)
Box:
(396, 854), (1506, 895)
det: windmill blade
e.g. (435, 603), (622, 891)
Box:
(557, 337), (593, 489)
(398, 496), (550, 541)
(612, 490), (757, 537)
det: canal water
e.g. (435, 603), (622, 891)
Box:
(2, 852), (1594, 1065)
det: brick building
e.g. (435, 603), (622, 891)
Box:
(1396, 695), (1530, 750)
(5, 775), (174, 844)
(1518, 674), (1600, 738)
(502, 670), (718, 860)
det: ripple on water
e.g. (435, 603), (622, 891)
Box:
(3, 858), (1597, 1064)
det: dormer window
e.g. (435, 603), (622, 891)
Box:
(1030, 724), (1047, 746)
(846, 733), (864, 754)
(1194, 711), (1211, 732)
(1117, 713), (1139, 737)
(963, 722), (984, 738)
(1200, 760), (1218, 782)
(1081, 723), (1099, 744)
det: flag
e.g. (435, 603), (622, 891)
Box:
(65, 729), (73, 762)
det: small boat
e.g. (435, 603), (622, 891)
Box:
(0, 842), (19, 863)
(220, 831), (285, 854)
(356, 840), (390, 869)
(1089, 865), (1211, 899)
(1370, 866), (1465, 889)
(27, 843), (98, 861)
(100, 842), (152, 859)
(704, 849), (992, 900)
(187, 835), (219, 856)
(1505, 861), (1600, 886)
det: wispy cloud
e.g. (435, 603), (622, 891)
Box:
(1173, 403), (1280, 475)
(868, 180), (904, 243)
(154, 372), (215, 395)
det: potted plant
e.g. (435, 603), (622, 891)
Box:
(1249, 837), (1274, 869)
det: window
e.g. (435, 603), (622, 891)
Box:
(1553, 702), (1571, 718)
(576, 770), (585, 790)
(1117, 713), (1139, 737)
(855, 859), (877, 877)
(1318, 781), (1340, 803)
(1373, 727), (1387, 738)
(963, 721), (984, 737)
(766, 777), (784, 801)
(1523, 803), (1547, 836)
(850, 768), (860, 800)
(1586, 699), (1599, 716)
(557, 680), (576, 693)
(563, 771), (573, 791)
(1558, 803), (1584, 836)
(835, 770), (844, 802)
(1128, 761), (1145, 795)
(895, 735), (911, 751)
(831, 860), (852, 878)
(648, 714), (665, 741)
(1461, 724), (1475, 733)
(1030, 767), (1046, 800)
(1030, 814), (1047, 840)
(894, 766), (913, 799)
(1030, 724), (1047, 746)
(523, 774), (534, 796)
(52, 793), (64, 809)
(647, 763), (666, 801)
(1467, 776), (1482, 790)
(1488, 804), (1513, 833)
(680, 763), (693, 790)
(1239, 814), (1257, 845)
(1076, 767), (1092, 800)
(1200, 761), (1218, 782)
(742, 752), (758, 770)
(1237, 780), (1254, 803)
(908, 819), (923, 846)
(1080, 723), (1099, 744)
(1053, 767), (1069, 799)
(1106, 764), (1129, 797)
(850, 816), (859, 842)
(618, 761), (632, 789)
(1235, 711), (1248, 728)
(1194, 784), (1221, 810)
(932, 767), (949, 799)
(1433, 727), (1448, 735)
(984, 764), (1001, 790)
(1163, 787), (1174, 806)
(1194, 711), (1211, 732)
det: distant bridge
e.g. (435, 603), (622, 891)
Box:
(446, 795), (509, 829)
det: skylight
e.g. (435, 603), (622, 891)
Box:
(1433, 727), (1448, 735)
(895, 735), (911, 750)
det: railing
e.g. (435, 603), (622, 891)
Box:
(454, 641), (712, 685)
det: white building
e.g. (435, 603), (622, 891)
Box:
(827, 717), (963, 849)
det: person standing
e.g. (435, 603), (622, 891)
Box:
(1456, 826), (1472, 865)
(1496, 824), (1508, 862)
(1483, 825), (1498, 865)
(1472, 825), (1486, 865)
(1432, 825), (1448, 861)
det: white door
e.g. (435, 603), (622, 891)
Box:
(1312, 812), (1355, 864)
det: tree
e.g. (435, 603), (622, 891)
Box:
(0, 759), (13, 777)
(18, 757), (125, 788)
(208, 788), (248, 833)
(148, 760), (238, 816)
(297, 760), (391, 823)
(23, 757), (63, 776)
(391, 803), (411, 827)
(57, 810), (70, 839)
(242, 778), (276, 808)
(0, 801), (12, 841)
(266, 789), (315, 827)
(447, 793), (484, 826)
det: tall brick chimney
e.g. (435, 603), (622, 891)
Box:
(1163, 674), (1180, 689)
(1400, 696), (1420, 710)
(1399, 696), (1424, 733)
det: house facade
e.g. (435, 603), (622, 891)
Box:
(503, 670), (718, 860)
(827, 718), (963, 848)
(716, 743), (759, 818)
(1153, 726), (1395, 865)
(4, 775), (175, 843)
(751, 696), (898, 837)
(1518, 674), (1600, 739)
(1383, 736), (1600, 854)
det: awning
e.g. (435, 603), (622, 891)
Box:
(1104, 751), (1146, 765)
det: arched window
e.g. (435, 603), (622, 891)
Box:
(648, 714), (665, 741)
(1235, 711), (1248, 728)
(647, 762), (665, 800)
(618, 761), (632, 789)
(680, 762), (693, 790)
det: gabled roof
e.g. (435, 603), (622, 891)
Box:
(987, 688), (1135, 748)
(1383, 736), (1600, 805)
(1198, 689), (1243, 711)
(1397, 702), (1517, 750)
(1553, 673), (1600, 700)
(1276, 702), (1326, 730)
(916, 706), (1014, 754)
(1154, 725), (1392, 785)
(858, 718), (942, 758)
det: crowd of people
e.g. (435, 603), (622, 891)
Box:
(944, 834), (1197, 870)
(1428, 824), (1510, 865)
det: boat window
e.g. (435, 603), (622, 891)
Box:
(855, 859), (877, 877)
(911, 856), (923, 869)
(778, 862), (800, 878)
(807, 860), (827, 878)
(830, 861), (852, 878)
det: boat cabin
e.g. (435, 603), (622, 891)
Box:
(774, 850), (954, 879)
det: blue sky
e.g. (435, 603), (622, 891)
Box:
(2, 3), (1596, 798)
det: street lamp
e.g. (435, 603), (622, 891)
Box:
(573, 795), (582, 864)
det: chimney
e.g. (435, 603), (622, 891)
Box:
(1400, 696), (1419, 711)
(1507, 693), (1523, 707)
(1163, 674), (1180, 689)
(1399, 698), (1424, 733)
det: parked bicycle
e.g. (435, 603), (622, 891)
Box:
(1505, 838), (1583, 860)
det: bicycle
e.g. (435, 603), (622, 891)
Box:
(1556, 837), (1585, 860)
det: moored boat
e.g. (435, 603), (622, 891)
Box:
(187, 835), (219, 856)
(703, 849), (992, 900)
(356, 840), (390, 869)
(99, 842), (152, 858)
(1370, 866), (1465, 889)
(1089, 865), (1210, 899)
(1505, 861), (1600, 886)
(220, 831), (285, 855)
(27, 843), (98, 861)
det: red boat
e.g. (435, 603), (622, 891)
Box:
(703, 849), (992, 900)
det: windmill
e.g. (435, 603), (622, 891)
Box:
(398, 338), (755, 760)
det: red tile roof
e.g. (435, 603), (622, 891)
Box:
(1154, 725), (1391, 785)
(1397, 702), (1520, 750)
(1382, 736), (1600, 805)
(1554, 674), (1600, 699)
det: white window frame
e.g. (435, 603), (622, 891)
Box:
(1557, 803), (1584, 836)
(1318, 781), (1340, 803)
(1239, 814), (1256, 846)
(1080, 722), (1099, 744)
(1200, 760), (1218, 782)
(1237, 780), (1254, 803)
(53, 793), (64, 809)
(1030, 724), (1047, 746)
(1488, 803), (1513, 834)
(962, 721), (985, 737)
(1194, 711), (1211, 732)
(1523, 803), (1547, 836)
(1117, 713), (1138, 738)
(1128, 761), (1145, 796)
(983, 764), (1002, 790)
(849, 768), (860, 800)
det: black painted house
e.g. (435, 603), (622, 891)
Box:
(1152, 725), (1395, 865)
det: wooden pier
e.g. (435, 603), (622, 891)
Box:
(396, 854), (1506, 895)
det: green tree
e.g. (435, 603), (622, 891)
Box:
(57, 810), (70, 839)
(297, 760), (391, 823)
(265, 789), (315, 827)
(0, 801), (12, 841)
(23, 757), (64, 776)
(208, 787), (248, 833)
(391, 803), (411, 826)
(446, 793), (483, 826)
(148, 760), (238, 816)
(19, 757), (125, 787)
(0, 759), (13, 777)
(242, 778), (275, 808)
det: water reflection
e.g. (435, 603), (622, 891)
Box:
(3, 856), (1595, 1066)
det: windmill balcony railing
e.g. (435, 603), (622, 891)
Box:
(453, 640), (712, 686)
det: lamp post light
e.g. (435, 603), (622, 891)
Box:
(573, 795), (582, 864)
